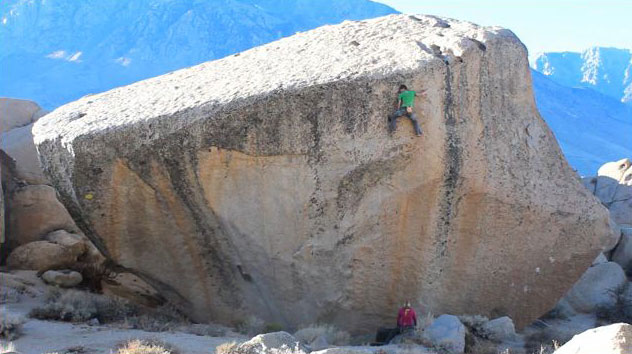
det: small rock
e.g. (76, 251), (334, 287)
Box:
(563, 262), (627, 313)
(88, 318), (100, 326)
(423, 314), (465, 353)
(7, 241), (78, 272)
(41, 269), (83, 288)
(481, 316), (516, 342)
(554, 323), (632, 354)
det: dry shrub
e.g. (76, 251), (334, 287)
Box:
(215, 341), (238, 354)
(182, 323), (228, 337)
(29, 288), (187, 331)
(294, 324), (351, 346)
(29, 288), (138, 322)
(596, 284), (632, 325)
(0, 311), (25, 340)
(0, 342), (17, 353)
(236, 315), (265, 336)
(115, 338), (179, 354)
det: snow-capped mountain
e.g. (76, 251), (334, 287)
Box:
(531, 69), (632, 176)
(0, 0), (396, 109)
(532, 47), (632, 104)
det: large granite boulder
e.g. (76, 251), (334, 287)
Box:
(33, 14), (613, 331)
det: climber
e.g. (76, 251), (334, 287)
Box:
(388, 84), (424, 136)
(397, 301), (418, 334)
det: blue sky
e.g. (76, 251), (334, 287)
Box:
(378, 0), (632, 57)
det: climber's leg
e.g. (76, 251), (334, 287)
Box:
(408, 112), (422, 136)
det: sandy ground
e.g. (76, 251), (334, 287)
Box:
(1, 271), (243, 354)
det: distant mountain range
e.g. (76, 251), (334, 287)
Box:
(531, 47), (632, 176)
(533, 47), (632, 104)
(531, 69), (632, 176)
(0, 0), (396, 109)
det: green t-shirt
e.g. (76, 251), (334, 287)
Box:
(398, 90), (416, 107)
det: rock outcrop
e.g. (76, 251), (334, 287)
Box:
(0, 98), (46, 134)
(33, 14), (612, 331)
(583, 158), (632, 226)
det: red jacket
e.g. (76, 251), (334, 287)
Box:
(397, 307), (417, 328)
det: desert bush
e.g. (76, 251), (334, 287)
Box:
(121, 304), (187, 332)
(29, 288), (187, 330)
(215, 341), (238, 354)
(294, 324), (351, 346)
(596, 284), (632, 325)
(182, 323), (228, 337)
(29, 288), (138, 322)
(114, 338), (179, 354)
(236, 315), (265, 336)
(0, 287), (21, 304)
(0, 342), (17, 354)
(0, 311), (25, 340)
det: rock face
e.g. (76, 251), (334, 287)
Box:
(33, 15), (612, 331)
(612, 228), (632, 274)
(554, 323), (632, 354)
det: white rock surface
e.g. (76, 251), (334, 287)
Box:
(232, 331), (306, 354)
(423, 315), (465, 353)
(562, 262), (627, 313)
(553, 323), (632, 354)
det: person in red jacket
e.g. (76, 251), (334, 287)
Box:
(397, 301), (417, 334)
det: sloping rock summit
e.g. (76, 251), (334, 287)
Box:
(33, 15), (612, 331)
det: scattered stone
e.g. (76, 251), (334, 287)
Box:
(587, 158), (632, 226)
(41, 270), (83, 288)
(423, 315), (465, 353)
(554, 323), (632, 354)
(481, 316), (516, 342)
(7, 241), (79, 272)
(87, 318), (100, 326)
(563, 262), (627, 313)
